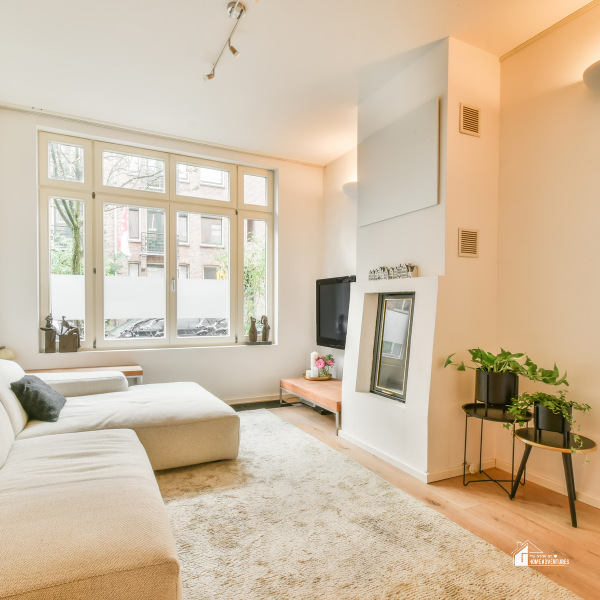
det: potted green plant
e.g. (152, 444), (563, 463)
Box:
(505, 391), (591, 452)
(444, 349), (568, 406)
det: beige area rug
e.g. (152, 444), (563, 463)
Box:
(156, 410), (580, 600)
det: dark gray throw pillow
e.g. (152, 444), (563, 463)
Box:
(10, 375), (66, 422)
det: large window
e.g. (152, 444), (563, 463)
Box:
(39, 133), (274, 350)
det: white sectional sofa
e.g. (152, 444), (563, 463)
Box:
(0, 359), (241, 600)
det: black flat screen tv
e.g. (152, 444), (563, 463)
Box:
(316, 276), (356, 349)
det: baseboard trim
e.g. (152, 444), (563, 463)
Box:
(495, 458), (600, 510)
(426, 459), (497, 483)
(338, 430), (428, 483)
(227, 393), (294, 406)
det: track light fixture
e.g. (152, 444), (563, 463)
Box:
(204, 1), (253, 81)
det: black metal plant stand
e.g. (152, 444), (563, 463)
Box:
(462, 402), (533, 498)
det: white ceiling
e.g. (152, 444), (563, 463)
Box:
(0, 0), (590, 165)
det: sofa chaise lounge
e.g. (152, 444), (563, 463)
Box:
(0, 359), (240, 600)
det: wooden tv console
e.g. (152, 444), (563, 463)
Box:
(279, 377), (342, 434)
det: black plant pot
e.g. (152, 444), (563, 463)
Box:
(534, 403), (572, 448)
(475, 371), (519, 407)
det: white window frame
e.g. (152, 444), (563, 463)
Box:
(170, 154), (237, 208)
(178, 264), (190, 279)
(94, 141), (169, 200)
(237, 210), (274, 342)
(238, 166), (274, 213)
(39, 132), (93, 191)
(168, 202), (238, 347)
(38, 132), (274, 351)
(39, 188), (94, 350)
(94, 195), (170, 350)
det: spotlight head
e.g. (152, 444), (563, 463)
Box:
(204, 72), (215, 82)
(229, 43), (241, 58)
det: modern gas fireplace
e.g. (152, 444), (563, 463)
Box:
(370, 293), (415, 402)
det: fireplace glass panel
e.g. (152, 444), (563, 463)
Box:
(371, 293), (414, 401)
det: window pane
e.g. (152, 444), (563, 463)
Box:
(49, 197), (85, 339)
(176, 211), (230, 338)
(102, 150), (165, 193)
(48, 142), (84, 183)
(176, 162), (230, 202)
(243, 174), (267, 206)
(243, 219), (267, 335)
(103, 204), (166, 340)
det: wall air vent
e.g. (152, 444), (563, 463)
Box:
(459, 103), (481, 137)
(458, 228), (479, 258)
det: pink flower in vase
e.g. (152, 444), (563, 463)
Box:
(326, 360), (334, 366)
(315, 359), (325, 369)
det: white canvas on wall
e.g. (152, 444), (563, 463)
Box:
(358, 97), (439, 227)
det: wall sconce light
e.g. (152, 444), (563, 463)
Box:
(583, 60), (600, 92)
(342, 182), (358, 201)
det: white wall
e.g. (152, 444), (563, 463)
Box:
(356, 39), (449, 280)
(337, 38), (501, 482)
(428, 38), (500, 479)
(340, 277), (439, 481)
(0, 109), (323, 403)
(316, 147), (358, 379)
(497, 5), (600, 507)
(336, 40), (450, 479)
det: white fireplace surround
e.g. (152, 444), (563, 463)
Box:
(340, 277), (439, 482)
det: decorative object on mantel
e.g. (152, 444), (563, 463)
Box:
(58, 316), (80, 353)
(40, 314), (58, 354)
(0, 346), (15, 361)
(368, 264), (418, 281)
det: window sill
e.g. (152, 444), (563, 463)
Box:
(39, 342), (277, 354)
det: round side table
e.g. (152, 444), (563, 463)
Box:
(462, 403), (533, 497)
(511, 429), (597, 527)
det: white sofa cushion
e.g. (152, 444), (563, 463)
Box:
(0, 429), (181, 600)
(17, 382), (240, 471)
(36, 370), (128, 397)
(0, 402), (14, 469)
(0, 359), (28, 436)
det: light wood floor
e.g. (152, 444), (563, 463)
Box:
(269, 404), (600, 600)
